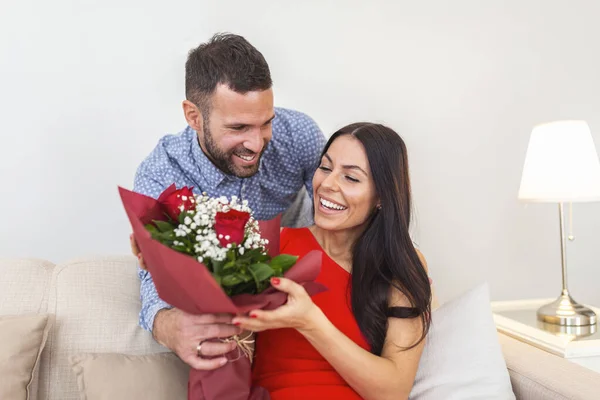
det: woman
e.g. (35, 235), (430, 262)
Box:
(232, 122), (432, 400)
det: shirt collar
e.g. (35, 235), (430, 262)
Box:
(189, 127), (241, 189)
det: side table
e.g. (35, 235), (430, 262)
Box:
(491, 298), (600, 374)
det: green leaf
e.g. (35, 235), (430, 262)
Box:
(223, 261), (237, 271)
(221, 274), (244, 287)
(153, 231), (176, 243)
(248, 263), (275, 283)
(256, 254), (270, 263)
(237, 253), (250, 263)
(154, 220), (175, 233)
(212, 259), (224, 275)
(239, 250), (270, 267)
(145, 223), (159, 234)
(212, 273), (222, 285)
(269, 254), (298, 272)
(227, 248), (237, 262)
(237, 272), (253, 283)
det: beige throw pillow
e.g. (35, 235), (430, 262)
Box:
(0, 314), (51, 400)
(69, 352), (189, 400)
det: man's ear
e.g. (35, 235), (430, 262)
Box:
(182, 100), (204, 132)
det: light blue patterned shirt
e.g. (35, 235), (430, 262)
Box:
(133, 107), (326, 332)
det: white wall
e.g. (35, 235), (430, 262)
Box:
(2, 0), (600, 305)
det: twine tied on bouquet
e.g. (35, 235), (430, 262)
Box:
(221, 331), (255, 361)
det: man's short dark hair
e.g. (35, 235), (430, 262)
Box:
(185, 33), (272, 115)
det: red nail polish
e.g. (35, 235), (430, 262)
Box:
(250, 314), (258, 318)
(233, 322), (240, 326)
(271, 277), (280, 285)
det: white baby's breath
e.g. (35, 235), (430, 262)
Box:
(167, 193), (267, 265)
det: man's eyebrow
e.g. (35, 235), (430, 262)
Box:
(225, 122), (248, 128)
(224, 115), (275, 128)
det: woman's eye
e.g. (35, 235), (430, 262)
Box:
(318, 166), (331, 172)
(346, 176), (359, 183)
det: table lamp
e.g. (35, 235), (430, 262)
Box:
(518, 120), (600, 326)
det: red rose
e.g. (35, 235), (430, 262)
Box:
(158, 185), (195, 221)
(215, 209), (250, 247)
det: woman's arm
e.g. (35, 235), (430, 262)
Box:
(233, 275), (428, 400)
(297, 287), (425, 400)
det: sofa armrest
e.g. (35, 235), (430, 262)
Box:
(498, 332), (600, 400)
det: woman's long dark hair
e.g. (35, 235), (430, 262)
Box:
(321, 123), (431, 356)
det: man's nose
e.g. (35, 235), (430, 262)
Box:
(243, 130), (263, 153)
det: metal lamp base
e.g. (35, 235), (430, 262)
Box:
(537, 292), (597, 326)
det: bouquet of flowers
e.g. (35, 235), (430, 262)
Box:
(118, 184), (326, 400)
(146, 185), (301, 295)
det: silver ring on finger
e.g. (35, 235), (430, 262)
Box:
(196, 340), (205, 357)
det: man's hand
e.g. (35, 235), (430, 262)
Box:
(153, 308), (242, 370)
(130, 234), (147, 270)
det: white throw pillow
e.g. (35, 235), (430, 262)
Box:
(409, 282), (515, 400)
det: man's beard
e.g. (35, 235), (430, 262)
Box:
(203, 124), (264, 178)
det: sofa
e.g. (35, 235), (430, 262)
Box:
(1, 255), (599, 400)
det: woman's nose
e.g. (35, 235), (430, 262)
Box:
(320, 173), (339, 191)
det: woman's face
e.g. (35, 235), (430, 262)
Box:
(312, 135), (378, 232)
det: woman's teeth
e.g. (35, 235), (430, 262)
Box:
(320, 198), (347, 211)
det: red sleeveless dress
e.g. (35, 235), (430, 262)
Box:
(252, 227), (369, 399)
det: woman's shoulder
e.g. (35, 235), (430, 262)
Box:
(280, 226), (313, 241)
(280, 226), (317, 253)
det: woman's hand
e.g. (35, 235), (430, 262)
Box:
(232, 277), (324, 333)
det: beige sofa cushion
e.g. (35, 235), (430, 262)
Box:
(69, 352), (188, 400)
(38, 256), (168, 400)
(0, 258), (54, 315)
(499, 333), (600, 399)
(0, 314), (51, 400)
(0, 257), (55, 400)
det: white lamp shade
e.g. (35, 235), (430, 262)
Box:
(518, 120), (600, 202)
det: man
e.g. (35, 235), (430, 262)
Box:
(131, 33), (326, 371)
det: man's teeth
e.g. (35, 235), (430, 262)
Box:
(236, 154), (256, 161)
(320, 198), (347, 211)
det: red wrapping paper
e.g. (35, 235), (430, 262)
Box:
(118, 186), (326, 400)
